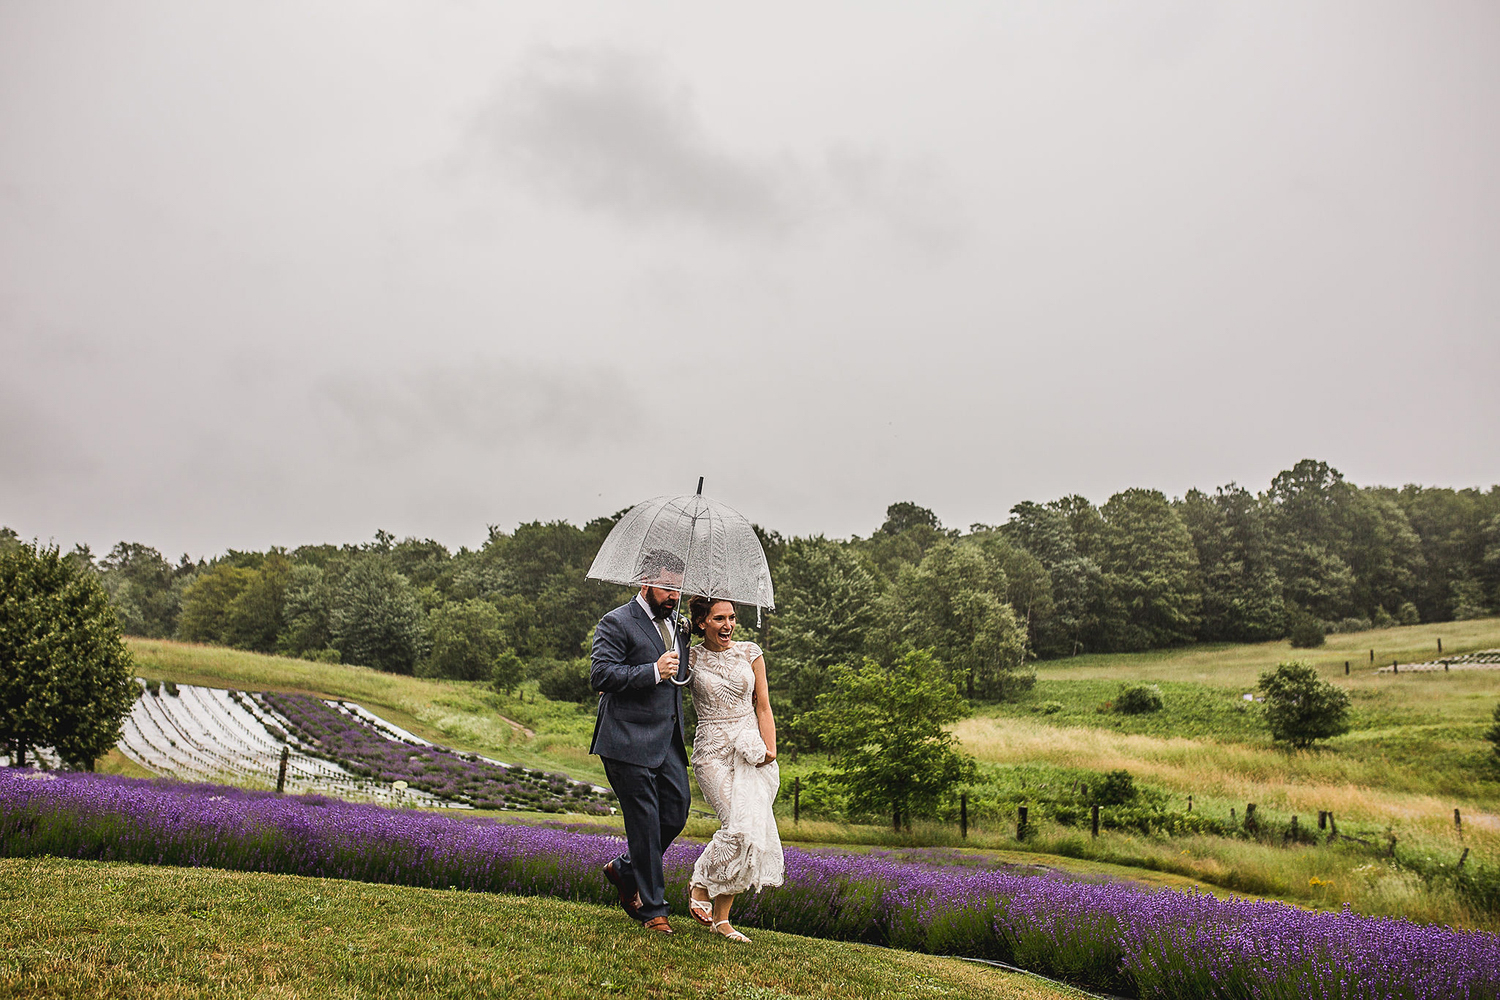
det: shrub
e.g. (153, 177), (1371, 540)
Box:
(491, 650), (524, 695)
(536, 659), (594, 704)
(1033, 700), (1065, 715)
(1114, 684), (1163, 715)
(303, 648), (340, 664)
(1287, 610), (1325, 648)
(1258, 661), (1351, 749)
(1331, 617), (1373, 634)
(1484, 702), (1500, 761)
(1093, 769), (1137, 806)
(1396, 601), (1420, 626)
(1372, 606), (1397, 629)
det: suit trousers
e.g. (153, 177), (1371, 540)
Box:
(601, 743), (690, 920)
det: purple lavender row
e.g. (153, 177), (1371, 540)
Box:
(2, 769), (1495, 999)
(256, 691), (610, 813)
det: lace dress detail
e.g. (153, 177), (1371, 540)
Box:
(688, 640), (784, 897)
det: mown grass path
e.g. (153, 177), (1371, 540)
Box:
(0, 857), (1084, 1000)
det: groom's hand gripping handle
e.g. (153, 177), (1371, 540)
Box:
(656, 650), (679, 682)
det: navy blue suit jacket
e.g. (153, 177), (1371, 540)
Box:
(589, 600), (688, 767)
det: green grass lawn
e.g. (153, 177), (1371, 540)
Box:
(0, 857), (1084, 1000)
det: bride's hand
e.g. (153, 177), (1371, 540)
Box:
(757, 750), (776, 767)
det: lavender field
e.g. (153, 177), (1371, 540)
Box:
(3, 768), (1496, 1000)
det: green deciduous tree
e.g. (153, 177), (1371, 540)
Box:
(1178, 485), (1286, 642)
(329, 559), (427, 673)
(176, 564), (257, 644)
(1, 542), (137, 770)
(491, 650), (524, 695)
(765, 536), (882, 748)
(804, 650), (978, 827)
(1258, 661), (1351, 749)
(1002, 500), (1111, 656)
(1099, 489), (1201, 650)
(1266, 460), (1358, 622)
(223, 551), (292, 653)
(276, 564), (334, 658)
(99, 542), (196, 638)
(798, 649), (977, 831)
(420, 599), (507, 681)
(857, 502), (954, 585)
(879, 541), (1031, 700)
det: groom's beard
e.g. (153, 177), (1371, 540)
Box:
(646, 592), (679, 618)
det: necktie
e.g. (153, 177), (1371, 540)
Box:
(656, 617), (672, 651)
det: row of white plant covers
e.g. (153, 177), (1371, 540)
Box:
(113, 683), (456, 807)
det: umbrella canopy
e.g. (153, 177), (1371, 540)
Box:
(587, 490), (775, 611)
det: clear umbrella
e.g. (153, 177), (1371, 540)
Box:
(587, 479), (775, 686)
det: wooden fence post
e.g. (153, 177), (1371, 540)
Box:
(1393, 660), (1399, 674)
(960, 793), (968, 839)
(1187, 794), (1193, 812)
(276, 746), (289, 794)
(1459, 847), (1470, 868)
(1345, 661), (1350, 675)
(1245, 803), (1257, 830)
(1438, 637), (1442, 654)
(1288, 815), (1299, 843)
(1318, 810), (1327, 830)
(1455, 808), (1462, 840)
(1017, 805), (1029, 841)
(1091, 804), (1100, 838)
(1328, 813), (1338, 843)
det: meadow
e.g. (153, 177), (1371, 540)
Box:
(119, 620), (1500, 930)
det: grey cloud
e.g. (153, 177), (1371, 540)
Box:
(320, 359), (629, 457)
(471, 46), (962, 247)
(476, 47), (796, 232)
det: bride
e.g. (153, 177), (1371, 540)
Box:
(685, 596), (784, 942)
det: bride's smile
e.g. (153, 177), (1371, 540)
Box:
(702, 604), (736, 650)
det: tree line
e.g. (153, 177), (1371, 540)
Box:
(4, 458), (1497, 751)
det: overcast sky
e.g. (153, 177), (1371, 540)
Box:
(3, 1), (1497, 559)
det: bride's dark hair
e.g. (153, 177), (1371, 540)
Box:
(688, 595), (734, 637)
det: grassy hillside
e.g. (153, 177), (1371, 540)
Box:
(0, 857), (1083, 1000)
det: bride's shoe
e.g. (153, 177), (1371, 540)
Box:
(688, 892), (714, 927)
(712, 920), (750, 943)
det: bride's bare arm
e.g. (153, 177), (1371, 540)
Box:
(751, 654), (776, 765)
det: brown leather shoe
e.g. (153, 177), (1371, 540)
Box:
(642, 916), (674, 935)
(603, 860), (644, 921)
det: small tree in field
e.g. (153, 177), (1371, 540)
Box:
(1, 542), (137, 769)
(1286, 609), (1326, 649)
(798, 649), (977, 831)
(491, 650), (524, 696)
(1258, 661), (1350, 749)
(1484, 702), (1500, 762)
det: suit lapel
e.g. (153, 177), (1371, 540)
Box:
(628, 601), (666, 656)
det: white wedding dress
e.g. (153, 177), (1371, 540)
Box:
(688, 640), (785, 897)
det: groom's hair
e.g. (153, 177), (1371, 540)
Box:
(638, 549), (685, 586)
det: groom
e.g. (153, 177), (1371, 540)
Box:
(590, 549), (690, 935)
